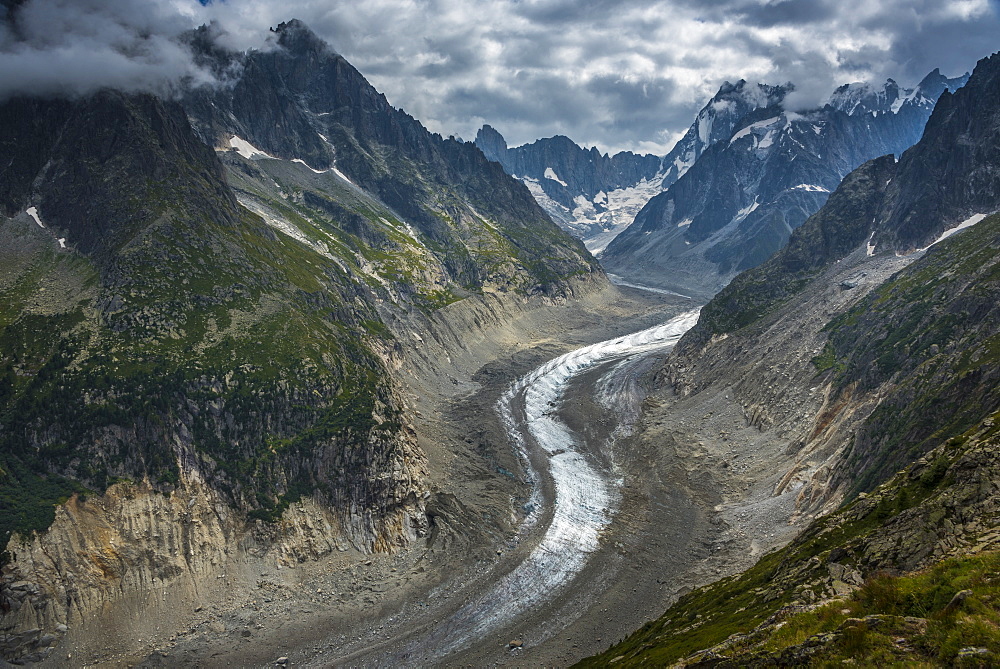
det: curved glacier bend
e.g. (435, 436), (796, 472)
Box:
(429, 308), (701, 655)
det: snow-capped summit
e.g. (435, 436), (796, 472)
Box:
(828, 70), (969, 117)
(661, 80), (786, 184)
(602, 68), (970, 298)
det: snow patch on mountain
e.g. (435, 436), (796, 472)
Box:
(730, 116), (782, 145)
(292, 158), (330, 174)
(26, 206), (44, 228)
(331, 167), (354, 185)
(672, 152), (695, 179)
(735, 197), (760, 223)
(227, 135), (271, 160)
(757, 128), (779, 150)
(521, 176), (567, 223)
(581, 175), (668, 255)
(234, 193), (344, 264)
(544, 167), (568, 186)
(916, 213), (990, 252)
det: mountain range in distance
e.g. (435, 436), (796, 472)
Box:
(479, 68), (968, 298)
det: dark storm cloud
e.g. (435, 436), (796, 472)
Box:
(584, 75), (682, 143)
(514, 0), (663, 25)
(0, 0), (997, 155)
(850, 1), (999, 84)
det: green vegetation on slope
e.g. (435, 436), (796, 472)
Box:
(819, 212), (1000, 495)
(580, 411), (1000, 667)
(582, 215), (1000, 668)
(0, 92), (410, 545)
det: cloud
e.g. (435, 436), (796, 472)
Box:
(0, 0), (216, 98)
(1, 0), (998, 155)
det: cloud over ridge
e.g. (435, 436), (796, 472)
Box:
(1, 0), (997, 154)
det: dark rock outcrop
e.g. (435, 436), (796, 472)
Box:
(874, 53), (1000, 252)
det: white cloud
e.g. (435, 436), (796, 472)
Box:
(0, 0), (996, 155)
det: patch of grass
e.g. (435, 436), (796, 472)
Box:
(812, 341), (844, 374)
(0, 192), (405, 539)
(771, 552), (1000, 666)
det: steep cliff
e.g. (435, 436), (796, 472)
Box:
(0, 90), (426, 545)
(183, 20), (599, 301)
(677, 52), (1000, 499)
(874, 57), (1000, 253)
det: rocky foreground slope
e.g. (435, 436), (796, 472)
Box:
(582, 51), (1000, 667)
(0, 19), (604, 664)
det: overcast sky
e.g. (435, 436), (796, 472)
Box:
(1, 0), (998, 155)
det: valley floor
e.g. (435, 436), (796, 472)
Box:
(43, 248), (908, 668)
(109, 284), (718, 667)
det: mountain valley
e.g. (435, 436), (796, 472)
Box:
(0, 9), (998, 669)
(585, 50), (1000, 667)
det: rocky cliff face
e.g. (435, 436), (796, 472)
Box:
(660, 80), (787, 185)
(0, 90), (430, 663)
(676, 52), (1000, 501)
(0, 89), (426, 543)
(602, 71), (968, 298)
(183, 20), (598, 299)
(873, 56), (1000, 253)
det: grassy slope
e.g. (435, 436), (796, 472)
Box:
(822, 212), (1000, 494)
(580, 409), (1000, 667)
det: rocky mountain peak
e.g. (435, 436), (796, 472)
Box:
(712, 79), (785, 109)
(273, 18), (332, 56)
(874, 50), (1000, 252)
(474, 124), (507, 162)
(602, 65), (964, 296)
(657, 78), (785, 186)
(914, 66), (971, 100)
(827, 69), (969, 118)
